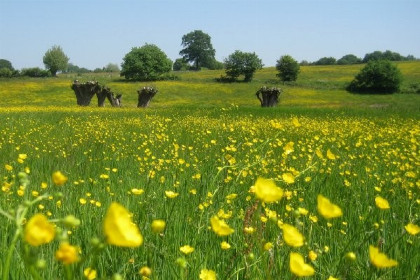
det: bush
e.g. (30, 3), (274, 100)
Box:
(337, 54), (362, 65)
(0, 67), (13, 78)
(223, 51), (263, 82)
(173, 58), (190, 71)
(21, 67), (51, 77)
(121, 44), (172, 81)
(347, 60), (402, 94)
(313, 57), (336, 65)
(276, 55), (300, 82)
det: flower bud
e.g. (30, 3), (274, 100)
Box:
(62, 215), (81, 228)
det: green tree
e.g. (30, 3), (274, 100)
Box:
(43, 45), (69, 76)
(173, 58), (190, 71)
(180, 30), (216, 70)
(276, 55), (300, 82)
(0, 59), (14, 71)
(121, 44), (172, 81)
(104, 63), (120, 72)
(313, 57), (336, 65)
(337, 54), (362, 65)
(347, 60), (402, 94)
(224, 51), (263, 82)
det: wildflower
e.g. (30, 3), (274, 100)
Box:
(281, 223), (304, 247)
(326, 149), (336, 160)
(317, 195), (342, 219)
(327, 277), (339, 280)
(5, 164), (13, 171)
(210, 215), (234, 236)
(375, 196), (390, 210)
(180, 245), (194, 255)
(405, 223), (420, 235)
(24, 214), (56, 246)
(139, 266), (152, 277)
(151, 219), (166, 233)
(52, 171), (68, 186)
(369, 245), (398, 268)
(308, 250), (318, 261)
(103, 202), (143, 247)
(131, 188), (144, 195)
(264, 242), (273, 251)
(292, 118), (301, 127)
(79, 198), (87, 205)
(244, 226), (255, 234)
(289, 252), (315, 277)
(165, 190), (179, 198)
(298, 207), (309, 215)
(282, 173), (295, 184)
(253, 177), (283, 203)
(284, 142), (294, 154)
(345, 252), (357, 262)
(84, 268), (97, 280)
(55, 242), (79, 264)
(199, 269), (216, 280)
(221, 241), (231, 250)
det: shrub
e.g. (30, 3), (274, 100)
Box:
(21, 67), (51, 77)
(276, 55), (300, 82)
(121, 44), (172, 81)
(347, 60), (402, 94)
(173, 58), (190, 71)
(0, 67), (13, 78)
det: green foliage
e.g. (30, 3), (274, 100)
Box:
(337, 54), (362, 65)
(0, 59), (14, 71)
(173, 58), (190, 71)
(347, 60), (403, 94)
(21, 67), (51, 77)
(363, 50), (416, 63)
(104, 63), (120, 73)
(121, 44), (172, 81)
(313, 57), (336, 65)
(223, 50), (263, 82)
(43, 45), (69, 76)
(65, 63), (91, 74)
(0, 68), (14, 78)
(276, 55), (300, 82)
(180, 30), (216, 70)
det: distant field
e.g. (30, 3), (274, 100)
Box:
(0, 62), (419, 279)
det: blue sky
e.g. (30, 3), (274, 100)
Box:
(1, 0), (419, 70)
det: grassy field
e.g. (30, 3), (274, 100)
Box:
(0, 62), (419, 279)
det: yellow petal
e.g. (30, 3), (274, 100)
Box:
(375, 196), (390, 210)
(369, 245), (398, 268)
(282, 173), (295, 184)
(405, 223), (420, 235)
(253, 177), (283, 203)
(55, 242), (79, 264)
(24, 214), (56, 246)
(199, 269), (216, 280)
(282, 223), (304, 247)
(103, 202), (143, 247)
(317, 194), (342, 219)
(326, 149), (336, 160)
(210, 215), (234, 236)
(289, 252), (315, 277)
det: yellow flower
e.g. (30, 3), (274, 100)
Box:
(52, 171), (68, 186)
(369, 245), (398, 268)
(317, 195), (342, 219)
(375, 196), (390, 210)
(139, 266), (152, 277)
(345, 252), (357, 261)
(151, 219), (166, 234)
(292, 118), (301, 127)
(405, 223), (420, 235)
(179, 245), (194, 255)
(199, 269), (216, 280)
(210, 215), (234, 236)
(282, 223), (304, 247)
(5, 164), (13, 171)
(263, 242), (273, 251)
(253, 177), (283, 203)
(308, 250), (318, 261)
(284, 142), (295, 154)
(103, 202), (143, 247)
(327, 276), (339, 280)
(221, 241), (231, 250)
(289, 252), (315, 277)
(282, 172), (295, 184)
(84, 268), (97, 280)
(24, 214), (56, 246)
(131, 188), (144, 195)
(55, 242), (79, 264)
(79, 198), (87, 205)
(165, 190), (179, 198)
(244, 226), (255, 234)
(326, 149), (336, 160)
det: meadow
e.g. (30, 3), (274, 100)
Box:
(0, 62), (419, 279)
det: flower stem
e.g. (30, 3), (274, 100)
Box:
(2, 229), (21, 280)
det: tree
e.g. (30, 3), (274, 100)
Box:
(104, 63), (120, 72)
(347, 60), (402, 94)
(43, 45), (69, 76)
(313, 57), (336, 65)
(173, 58), (190, 71)
(276, 55), (300, 82)
(121, 44), (172, 81)
(337, 54), (362, 65)
(0, 59), (14, 71)
(224, 51), (263, 82)
(180, 30), (216, 70)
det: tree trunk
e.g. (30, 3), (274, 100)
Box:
(71, 80), (101, 106)
(256, 86), (282, 107)
(97, 87), (122, 107)
(137, 87), (158, 108)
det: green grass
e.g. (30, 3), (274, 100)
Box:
(0, 62), (419, 279)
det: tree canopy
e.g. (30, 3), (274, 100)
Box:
(43, 45), (69, 76)
(0, 59), (14, 71)
(276, 55), (300, 82)
(337, 54), (362, 65)
(121, 44), (172, 81)
(180, 30), (216, 70)
(224, 51), (263, 82)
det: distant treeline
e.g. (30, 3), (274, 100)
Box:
(301, 50), (417, 66)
